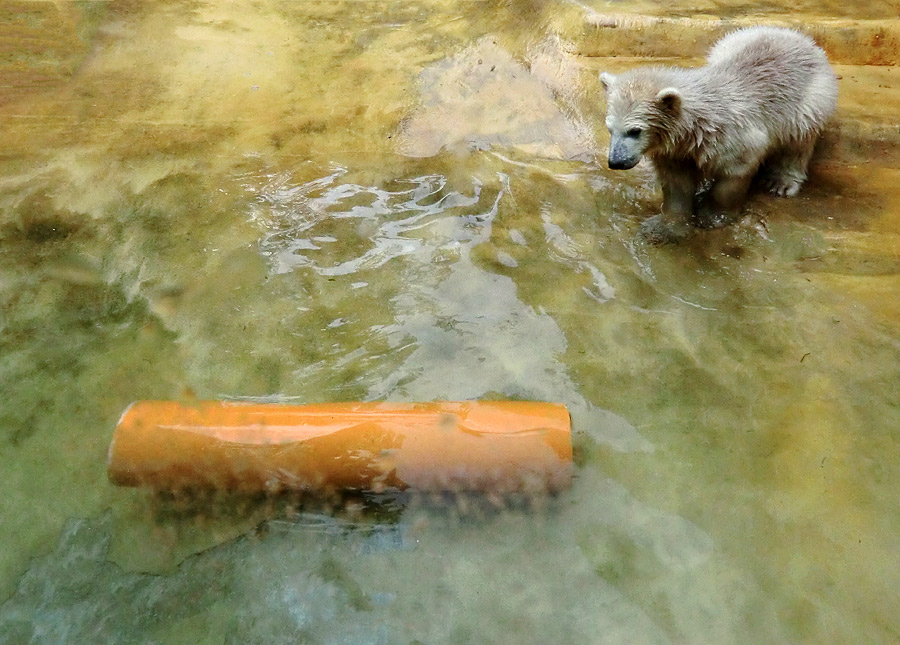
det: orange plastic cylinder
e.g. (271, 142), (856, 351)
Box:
(108, 400), (572, 494)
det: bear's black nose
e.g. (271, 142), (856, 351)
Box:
(608, 158), (636, 170)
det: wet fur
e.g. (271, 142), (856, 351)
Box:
(600, 26), (838, 243)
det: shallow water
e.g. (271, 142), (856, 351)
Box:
(2, 1), (900, 643)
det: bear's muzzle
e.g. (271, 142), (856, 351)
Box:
(607, 139), (641, 170)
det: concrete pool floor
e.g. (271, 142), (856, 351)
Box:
(1, 1), (899, 642)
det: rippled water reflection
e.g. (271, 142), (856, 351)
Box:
(2, 1), (900, 643)
(251, 168), (492, 277)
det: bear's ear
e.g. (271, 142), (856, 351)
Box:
(599, 72), (615, 92)
(655, 87), (682, 114)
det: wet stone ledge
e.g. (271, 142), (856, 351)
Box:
(565, 14), (900, 67)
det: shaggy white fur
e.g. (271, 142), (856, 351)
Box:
(600, 26), (838, 243)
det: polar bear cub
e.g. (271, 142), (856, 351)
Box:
(599, 26), (838, 243)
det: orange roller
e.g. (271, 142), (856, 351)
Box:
(108, 400), (572, 494)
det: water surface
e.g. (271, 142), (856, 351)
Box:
(1, 2), (899, 643)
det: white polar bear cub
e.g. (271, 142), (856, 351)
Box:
(599, 26), (838, 243)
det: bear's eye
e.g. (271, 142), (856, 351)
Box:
(626, 128), (643, 138)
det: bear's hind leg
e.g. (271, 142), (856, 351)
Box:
(760, 134), (818, 197)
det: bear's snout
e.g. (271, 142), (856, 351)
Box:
(608, 139), (641, 170)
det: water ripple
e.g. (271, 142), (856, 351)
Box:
(248, 167), (496, 276)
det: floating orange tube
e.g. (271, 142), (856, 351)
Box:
(108, 400), (572, 494)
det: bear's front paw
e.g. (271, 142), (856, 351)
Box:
(639, 215), (691, 245)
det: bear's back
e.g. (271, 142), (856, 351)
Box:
(707, 26), (825, 71)
(704, 26), (838, 136)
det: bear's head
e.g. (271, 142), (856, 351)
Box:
(599, 71), (682, 170)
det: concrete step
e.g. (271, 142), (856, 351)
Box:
(554, 7), (900, 66)
(563, 0), (900, 21)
